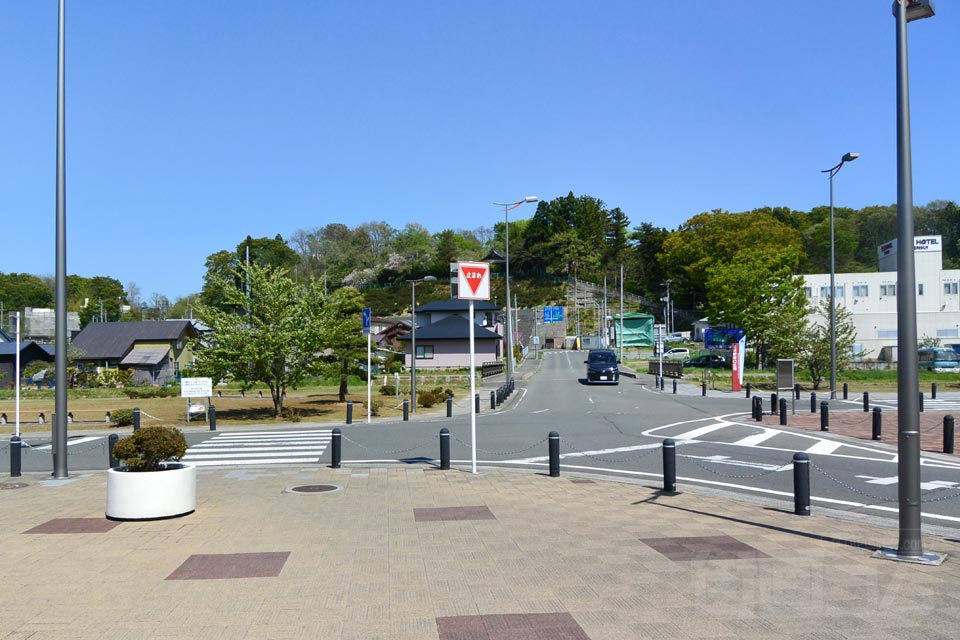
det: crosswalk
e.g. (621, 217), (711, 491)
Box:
(182, 430), (332, 467)
(863, 397), (960, 412)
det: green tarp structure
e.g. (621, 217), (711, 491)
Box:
(614, 312), (654, 347)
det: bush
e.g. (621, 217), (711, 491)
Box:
(380, 384), (396, 396)
(111, 408), (135, 427)
(366, 399), (383, 416)
(123, 386), (175, 399)
(113, 426), (187, 471)
(417, 390), (437, 408)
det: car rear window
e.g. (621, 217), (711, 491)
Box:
(589, 352), (616, 364)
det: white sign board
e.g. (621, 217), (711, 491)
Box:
(181, 377), (213, 398)
(457, 261), (491, 300)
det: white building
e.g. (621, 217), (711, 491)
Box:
(802, 236), (960, 361)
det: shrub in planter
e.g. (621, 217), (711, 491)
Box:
(113, 426), (187, 471)
(111, 408), (135, 427)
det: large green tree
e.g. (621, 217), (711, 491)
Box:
(0, 273), (53, 311)
(193, 263), (326, 416)
(314, 287), (367, 401)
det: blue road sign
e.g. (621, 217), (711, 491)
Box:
(543, 306), (564, 323)
(362, 307), (372, 335)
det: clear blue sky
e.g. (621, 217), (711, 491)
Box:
(2, 2), (957, 302)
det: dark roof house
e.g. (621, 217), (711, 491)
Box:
(71, 321), (198, 385)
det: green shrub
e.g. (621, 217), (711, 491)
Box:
(380, 384), (396, 396)
(366, 399), (383, 416)
(111, 408), (135, 427)
(122, 386), (175, 399)
(112, 426), (187, 471)
(417, 390), (437, 408)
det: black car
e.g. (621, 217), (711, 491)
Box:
(682, 354), (727, 369)
(585, 349), (620, 384)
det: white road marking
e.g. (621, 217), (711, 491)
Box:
(805, 440), (844, 456)
(671, 423), (732, 441)
(33, 436), (102, 451)
(183, 430), (332, 466)
(531, 409), (549, 414)
(732, 429), (780, 447)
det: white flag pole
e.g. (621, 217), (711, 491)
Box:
(469, 299), (477, 474)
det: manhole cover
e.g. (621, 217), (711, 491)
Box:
(1, 482), (29, 490)
(286, 484), (342, 494)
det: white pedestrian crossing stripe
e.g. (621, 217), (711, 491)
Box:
(182, 430), (332, 467)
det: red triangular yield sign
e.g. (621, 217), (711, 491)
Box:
(463, 268), (484, 295)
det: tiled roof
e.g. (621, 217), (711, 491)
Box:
(398, 316), (501, 341)
(71, 321), (195, 360)
(415, 299), (501, 313)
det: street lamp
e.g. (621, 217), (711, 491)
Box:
(407, 275), (436, 412)
(53, 0), (68, 479)
(493, 196), (538, 382)
(821, 151), (859, 401)
(882, 0), (942, 564)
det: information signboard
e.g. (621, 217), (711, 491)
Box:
(362, 307), (372, 335)
(543, 306), (564, 323)
(181, 377), (213, 398)
(776, 359), (795, 391)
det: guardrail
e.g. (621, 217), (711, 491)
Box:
(481, 362), (504, 377)
(647, 361), (683, 378)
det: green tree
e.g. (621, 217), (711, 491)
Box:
(797, 300), (858, 389)
(705, 246), (808, 369)
(315, 287), (367, 401)
(0, 272), (54, 310)
(193, 263), (325, 416)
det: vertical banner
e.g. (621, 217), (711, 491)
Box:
(731, 335), (746, 391)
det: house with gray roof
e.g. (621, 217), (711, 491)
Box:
(398, 299), (503, 369)
(71, 320), (198, 385)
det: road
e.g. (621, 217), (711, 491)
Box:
(6, 350), (960, 537)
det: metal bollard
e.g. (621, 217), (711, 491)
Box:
(771, 393), (778, 415)
(660, 376), (665, 391)
(475, 393), (480, 414)
(446, 396), (453, 418)
(548, 431), (560, 477)
(779, 398), (787, 426)
(330, 428), (341, 469)
(794, 383), (800, 400)
(745, 382), (751, 398)
(932, 383), (938, 400)
(490, 391), (496, 410)
(810, 392), (817, 414)
(863, 391), (869, 413)
(133, 407), (141, 432)
(872, 407), (882, 441)
(403, 399), (409, 421)
(672, 379), (677, 395)
(209, 405), (217, 431)
(439, 428), (450, 470)
(108, 433), (119, 468)
(754, 396), (763, 422)
(662, 438), (676, 492)
(919, 392), (924, 413)
(346, 401), (353, 424)
(843, 383), (848, 400)
(793, 452), (811, 516)
(701, 380), (707, 396)
(820, 401), (829, 431)
(944, 416), (955, 455)
(10, 435), (22, 477)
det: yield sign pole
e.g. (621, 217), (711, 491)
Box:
(457, 261), (490, 475)
(469, 300), (477, 474)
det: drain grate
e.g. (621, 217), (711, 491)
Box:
(286, 484), (342, 494)
(1, 482), (29, 490)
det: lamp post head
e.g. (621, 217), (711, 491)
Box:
(893, 0), (935, 22)
(423, 275), (437, 282)
(842, 152), (860, 163)
(524, 196), (539, 203)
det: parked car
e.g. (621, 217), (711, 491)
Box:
(584, 349), (620, 384)
(666, 332), (688, 342)
(683, 354), (727, 369)
(663, 348), (690, 360)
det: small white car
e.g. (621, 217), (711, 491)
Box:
(663, 347), (690, 360)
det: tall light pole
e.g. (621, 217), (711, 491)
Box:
(878, 0), (942, 565)
(407, 275), (436, 412)
(493, 196), (538, 382)
(53, 0), (68, 479)
(821, 152), (859, 401)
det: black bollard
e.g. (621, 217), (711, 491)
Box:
(490, 391), (496, 410)
(754, 396), (763, 422)
(771, 393), (778, 415)
(660, 376), (665, 391)
(446, 396), (453, 418)
(746, 382), (751, 398)
(793, 452), (811, 516)
(843, 383), (848, 400)
(209, 405), (217, 431)
(779, 398), (787, 426)
(794, 383), (800, 400)
(932, 383), (938, 400)
(810, 392), (817, 414)
(820, 401), (829, 431)
(662, 438), (676, 492)
(872, 407), (882, 441)
(548, 431), (560, 477)
(108, 433), (119, 468)
(919, 392), (924, 413)
(475, 393), (480, 414)
(133, 407), (141, 432)
(944, 416), (955, 455)
(701, 380), (707, 396)
(863, 391), (870, 413)
(330, 428), (341, 469)
(10, 435), (22, 477)
(439, 428), (450, 470)
(403, 399), (409, 421)
(672, 379), (677, 395)
(346, 401), (353, 425)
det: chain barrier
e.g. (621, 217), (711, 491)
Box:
(810, 461), (899, 503)
(682, 454), (786, 480)
(449, 434), (548, 457)
(340, 433), (437, 456)
(560, 439), (662, 465)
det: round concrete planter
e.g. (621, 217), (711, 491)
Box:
(106, 463), (196, 521)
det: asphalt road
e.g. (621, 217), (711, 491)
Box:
(6, 350), (960, 537)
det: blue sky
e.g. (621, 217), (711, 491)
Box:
(2, 2), (957, 302)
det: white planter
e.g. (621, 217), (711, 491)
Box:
(106, 463), (196, 521)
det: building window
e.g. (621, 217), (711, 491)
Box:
(819, 286), (843, 298)
(853, 285), (869, 297)
(936, 328), (959, 338)
(945, 282), (959, 295)
(804, 287), (812, 299)
(878, 329), (898, 338)
(880, 284), (896, 297)
(415, 345), (434, 359)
